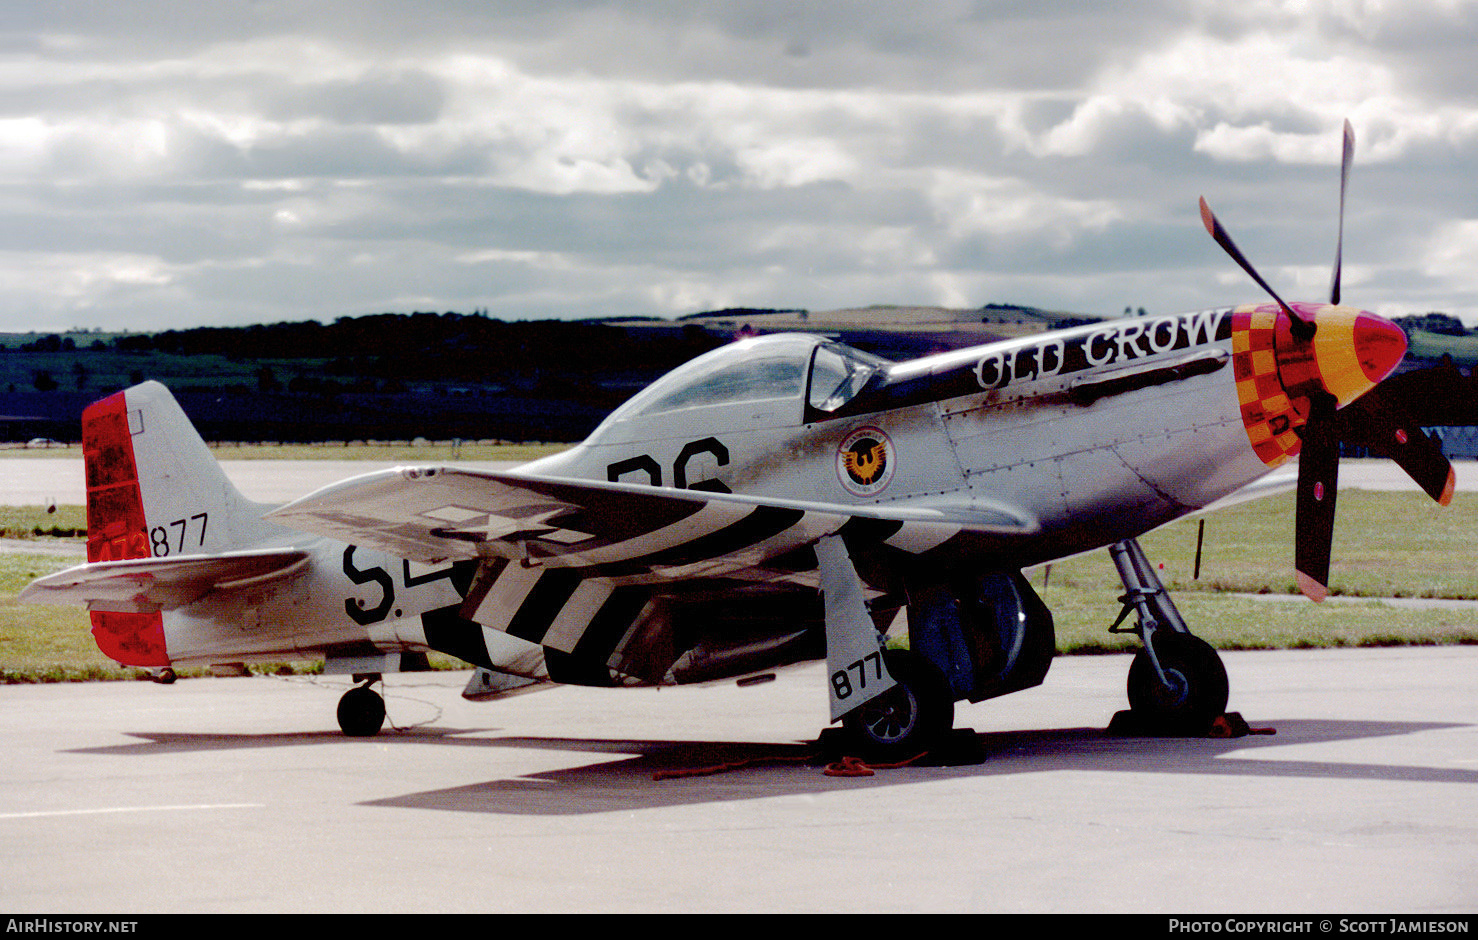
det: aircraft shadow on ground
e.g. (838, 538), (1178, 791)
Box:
(365, 719), (1477, 816)
(71, 717), (1477, 816)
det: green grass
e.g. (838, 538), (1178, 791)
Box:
(3, 490), (1477, 683)
(1036, 489), (1478, 651)
(1139, 489), (1478, 600)
(0, 504), (88, 539)
(1042, 578), (1478, 654)
(1406, 328), (1478, 368)
(0, 552), (144, 681)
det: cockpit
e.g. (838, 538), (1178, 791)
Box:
(592, 334), (891, 442)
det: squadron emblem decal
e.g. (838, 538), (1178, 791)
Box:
(838, 427), (894, 496)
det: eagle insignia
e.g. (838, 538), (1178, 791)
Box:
(837, 427), (894, 496)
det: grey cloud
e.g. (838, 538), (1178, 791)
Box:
(264, 69), (448, 126)
(3, 2), (1478, 332)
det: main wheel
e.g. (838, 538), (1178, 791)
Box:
(1126, 632), (1228, 733)
(841, 650), (954, 761)
(337, 685), (386, 737)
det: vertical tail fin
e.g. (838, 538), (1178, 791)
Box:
(81, 382), (275, 665)
(84, 381), (273, 563)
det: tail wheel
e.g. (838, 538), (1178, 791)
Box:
(1127, 632), (1228, 733)
(841, 650), (954, 761)
(337, 685), (386, 737)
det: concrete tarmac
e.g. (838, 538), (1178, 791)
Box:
(1, 650), (1476, 913)
(0, 456), (471, 506)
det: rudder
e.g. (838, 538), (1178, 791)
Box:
(84, 381), (273, 563)
(81, 382), (276, 666)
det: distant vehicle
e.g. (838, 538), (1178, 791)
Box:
(20, 122), (1459, 757)
(25, 438), (63, 449)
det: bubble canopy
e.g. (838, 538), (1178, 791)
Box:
(595, 333), (891, 437)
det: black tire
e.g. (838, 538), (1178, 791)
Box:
(841, 650), (954, 760)
(337, 685), (386, 737)
(1127, 632), (1228, 733)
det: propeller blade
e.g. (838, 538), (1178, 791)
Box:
(1330, 119), (1354, 305)
(1295, 394), (1340, 601)
(1199, 197), (1317, 340)
(1334, 386), (1456, 506)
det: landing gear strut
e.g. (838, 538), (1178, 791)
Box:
(337, 675), (386, 737)
(1109, 538), (1228, 733)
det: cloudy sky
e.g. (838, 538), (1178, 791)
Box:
(2, 1), (1477, 333)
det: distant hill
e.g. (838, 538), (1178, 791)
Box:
(612, 303), (1103, 360)
(0, 301), (1250, 444)
(1393, 313), (1478, 371)
(0, 314), (724, 443)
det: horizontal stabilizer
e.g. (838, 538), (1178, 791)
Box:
(20, 549), (310, 613)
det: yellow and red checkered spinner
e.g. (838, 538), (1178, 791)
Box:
(1232, 302), (1407, 467)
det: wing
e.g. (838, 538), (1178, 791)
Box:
(20, 549), (310, 613)
(267, 467), (1040, 687)
(265, 466), (1040, 585)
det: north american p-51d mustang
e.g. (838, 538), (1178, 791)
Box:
(22, 123), (1458, 757)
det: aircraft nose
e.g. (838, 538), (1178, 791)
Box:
(1351, 312), (1407, 384)
(1233, 302), (1408, 469)
(1310, 305), (1407, 406)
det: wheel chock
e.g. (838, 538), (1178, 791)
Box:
(816, 727), (986, 766)
(1108, 710), (1275, 738)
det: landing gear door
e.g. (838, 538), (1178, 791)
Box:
(909, 570), (1055, 703)
(816, 535), (895, 721)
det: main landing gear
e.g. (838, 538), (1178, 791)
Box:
(1109, 539), (1229, 734)
(840, 649), (955, 761)
(830, 568), (1053, 763)
(336, 675), (386, 737)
